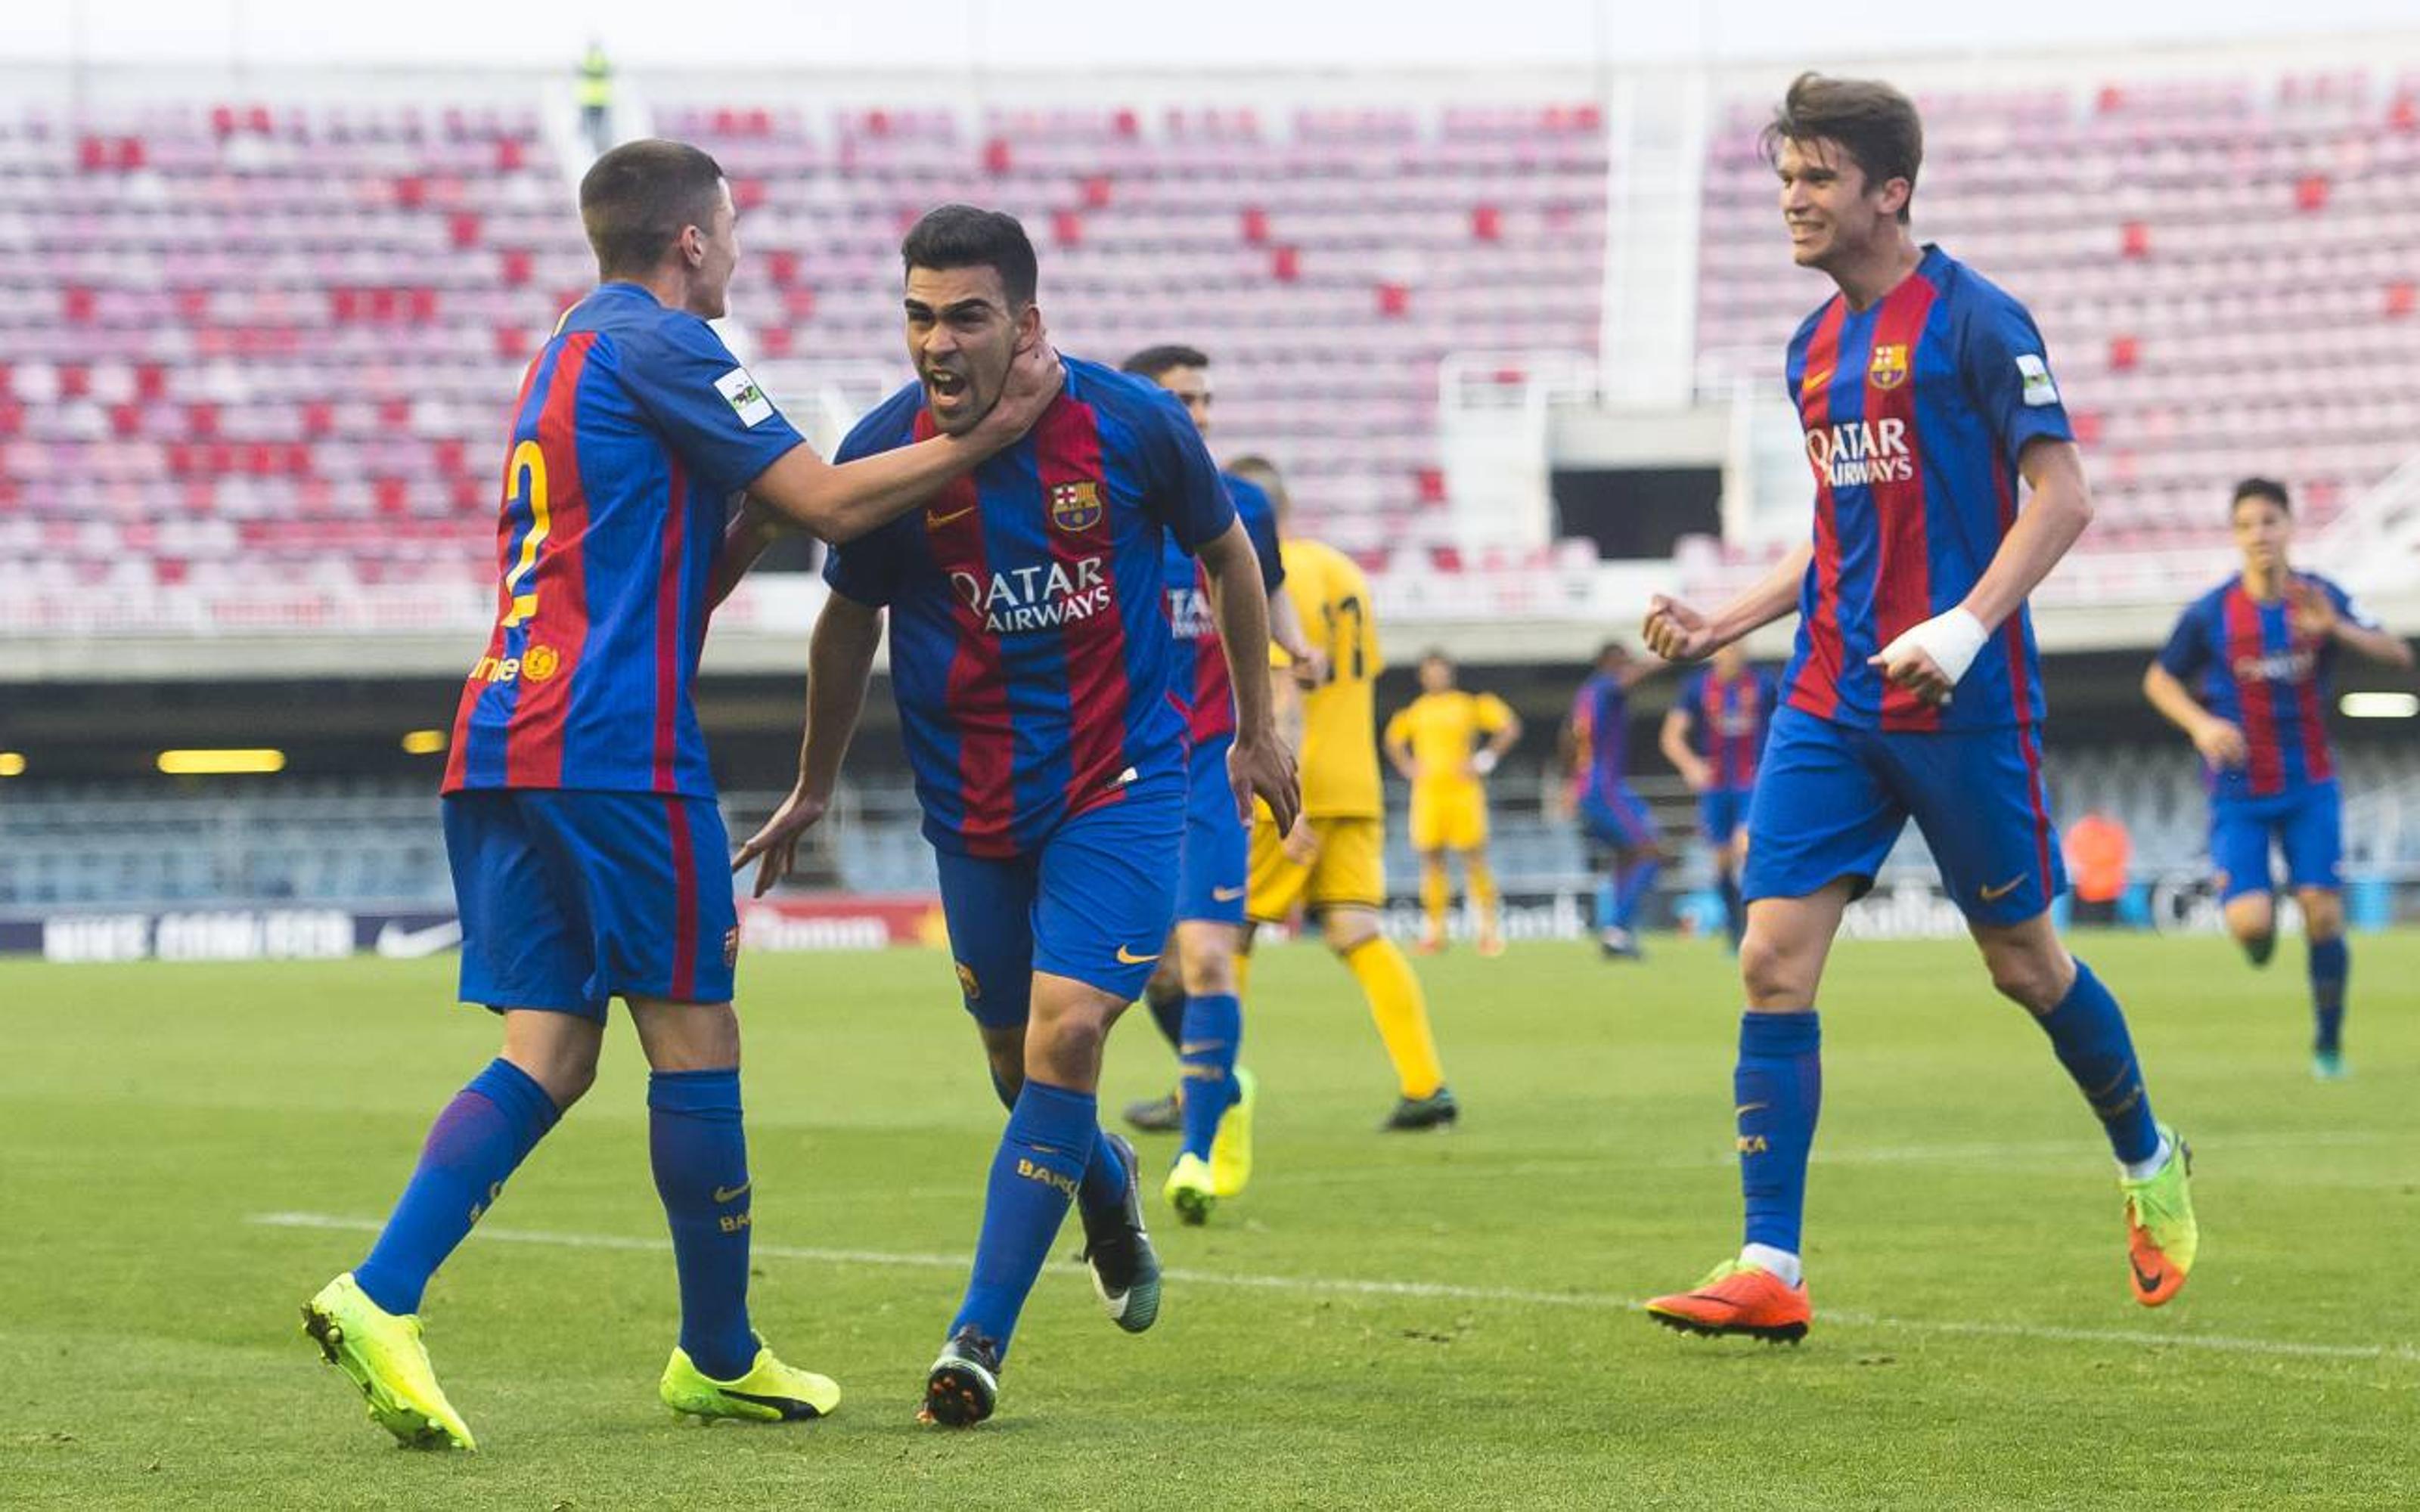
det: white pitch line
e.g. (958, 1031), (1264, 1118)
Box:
(250, 1212), (2417, 1365)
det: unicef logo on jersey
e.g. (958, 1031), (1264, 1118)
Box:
(1805, 417), (1914, 488)
(951, 557), (1112, 634)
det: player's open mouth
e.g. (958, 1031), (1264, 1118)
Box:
(925, 370), (968, 401)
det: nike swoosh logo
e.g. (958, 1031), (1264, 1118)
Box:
(718, 1387), (825, 1419)
(712, 1182), (752, 1204)
(1179, 1041), (1229, 1055)
(2130, 1256), (2166, 1294)
(1115, 945), (1161, 965)
(1734, 1102), (1767, 1117)
(926, 505), (976, 528)
(374, 918), (464, 959)
(1212, 885), (1246, 901)
(1980, 875), (2025, 902)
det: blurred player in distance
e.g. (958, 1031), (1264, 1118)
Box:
(2142, 478), (2412, 1077)
(2062, 810), (2130, 928)
(300, 141), (1063, 1451)
(1385, 652), (1522, 956)
(1562, 640), (1668, 959)
(1658, 643), (1778, 950)
(731, 207), (1296, 1426)
(1639, 74), (2197, 1343)
(1221, 455), (1459, 1132)
(1112, 345), (1315, 1221)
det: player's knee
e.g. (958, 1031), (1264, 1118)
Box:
(1737, 931), (1813, 1007)
(1984, 949), (2070, 1015)
(1144, 956), (1182, 1003)
(2225, 896), (2276, 945)
(1322, 909), (1380, 955)
(1181, 950), (1237, 997)
(2299, 890), (2344, 940)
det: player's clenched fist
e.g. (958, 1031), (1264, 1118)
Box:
(1643, 594), (1719, 662)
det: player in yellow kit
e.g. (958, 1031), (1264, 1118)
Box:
(1226, 457), (1459, 1130)
(1384, 653), (1523, 956)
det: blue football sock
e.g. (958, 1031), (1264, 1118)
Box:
(1718, 873), (1745, 947)
(1593, 876), (1618, 932)
(1144, 979), (1186, 1052)
(648, 1068), (756, 1380)
(1076, 1114), (1128, 1218)
(1735, 1012), (1821, 1257)
(2034, 959), (2160, 1166)
(952, 1079), (1097, 1357)
(1176, 992), (1241, 1162)
(1615, 857), (1662, 929)
(354, 1058), (559, 1316)
(2310, 935), (2348, 1054)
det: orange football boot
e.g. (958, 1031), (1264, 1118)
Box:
(1645, 1259), (1810, 1343)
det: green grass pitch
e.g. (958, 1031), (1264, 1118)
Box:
(4, 932), (2415, 1508)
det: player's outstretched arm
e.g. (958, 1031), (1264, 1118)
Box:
(2291, 581), (2417, 670)
(2142, 661), (2247, 770)
(1870, 437), (2091, 706)
(1644, 541), (1812, 663)
(707, 498), (787, 609)
(1200, 520), (1301, 832)
(746, 339), (1063, 545)
(733, 590), (885, 897)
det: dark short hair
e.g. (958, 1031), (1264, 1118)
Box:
(2232, 476), (2293, 516)
(1122, 344), (1211, 380)
(579, 138), (727, 279)
(1420, 648), (1453, 666)
(900, 204), (1038, 306)
(1597, 640), (1631, 663)
(1225, 454), (1289, 514)
(1762, 72), (1923, 225)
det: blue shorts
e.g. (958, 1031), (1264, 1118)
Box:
(1578, 782), (1656, 853)
(1177, 735), (1249, 925)
(1699, 787), (1752, 845)
(935, 778), (1184, 1029)
(443, 789), (738, 1021)
(1742, 705), (2067, 927)
(2211, 780), (2341, 902)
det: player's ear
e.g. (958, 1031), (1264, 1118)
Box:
(1011, 300), (1043, 354)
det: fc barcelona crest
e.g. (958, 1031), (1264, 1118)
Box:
(1868, 342), (1910, 390)
(1049, 479), (1106, 533)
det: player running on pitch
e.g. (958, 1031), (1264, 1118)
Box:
(301, 141), (1061, 1450)
(1658, 643), (1778, 950)
(1640, 74), (2198, 1343)
(733, 207), (1296, 1426)
(1562, 640), (1669, 959)
(1115, 344), (1314, 1222)
(2142, 477), (2412, 1078)
(1385, 652), (1523, 956)
(1226, 457), (1460, 1131)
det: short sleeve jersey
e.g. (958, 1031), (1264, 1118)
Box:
(1677, 665), (1779, 789)
(2156, 572), (2370, 801)
(1271, 538), (1385, 820)
(823, 358), (1235, 857)
(1782, 244), (2074, 733)
(445, 282), (803, 798)
(1165, 469), (1284, 746)
(1385, 692), (1512, 789)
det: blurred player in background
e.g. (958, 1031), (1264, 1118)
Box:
(1385, 652), (1522, 956)
(1658, 644), (1778, 950)
(1562, 641), (1668, 959)
(734, 208), (1295, 1427)
(1115, 344), (1315, 1223)
(1640, 74), (2198, 1343)
(2142, 477), (2412, 1077)
(302, 142), (1061, 1450)
(1227, 456), (1460, 1131)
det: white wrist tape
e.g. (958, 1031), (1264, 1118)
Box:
(1878, 608), (1988, 689)
(1472, 749), (1500, 776)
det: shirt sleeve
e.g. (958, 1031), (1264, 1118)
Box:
(2154, 602), (2211, 681)
(1137, 391), (1238, 552)
(1958, 287), (2075, 472)
(1476, 693), (1513, 734)
(818, 413), (904, 607)
(2318, 575), (2381, 631)
(619, 314), (806, 491)
(1382, 707), (1411, 748)
(1226, 476), (1286, 593)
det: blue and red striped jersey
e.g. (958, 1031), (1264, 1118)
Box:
(2156, 572), (2368, 800)
(1165, 469), (1284, 746)
(824, 358), (1237, 857)
(1569, 673), (1633, 798)
(445, 283), (804, 798)
(1677, 665), (1778, 789)
(1781, 245), (2073, 733)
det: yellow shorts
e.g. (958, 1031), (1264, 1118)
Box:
(1407, 782), (1488, 853)
(1246, 815), (1385, 922)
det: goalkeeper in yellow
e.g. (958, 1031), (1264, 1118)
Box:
(1233, 456), (1460, 1131)
(1384, 653), (1522, 956)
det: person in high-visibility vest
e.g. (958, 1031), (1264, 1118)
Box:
(579, 42), (614, 156)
